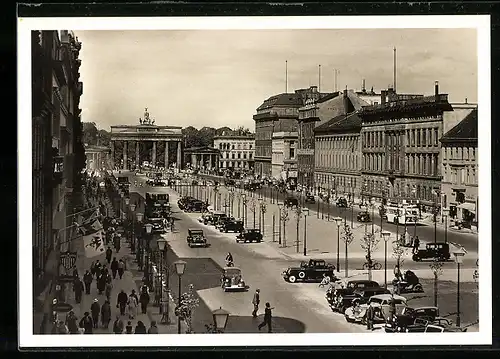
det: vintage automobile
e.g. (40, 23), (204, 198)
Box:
(177, 196), (196, 210)
(328, 286), (389, 314)
(412, 242), (451, 262)
(392, 270), (424, 293)
(282, 259), (336, 283)
(384, 306), (441, 333)
(424, 323), (467, 333)
(236, 228), (263, 243)
(357, 211), (371, 222)
(185, 200), (207, 213)
(304, 194), (316, 204)
(344, 294), (407, 324)
(336, 197), (348, 207)
(221, 219), (244, 233)
(326, 280), (382, 308)
(186, 228), (208, 248)
(221, 267), (248, 292)
(209, 212), (228, 227)
(149, 218), (167, 234)
(284, 197), (299, 208)
(198, 212), (212, 224)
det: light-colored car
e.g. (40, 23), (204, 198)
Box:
(345, 294), (407, 324)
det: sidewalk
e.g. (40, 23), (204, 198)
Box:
(59, 193), (181, 334)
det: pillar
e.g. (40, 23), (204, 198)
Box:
(123, 141), (128, 170)
(152, 141), (157, 167)
(110, 140), (115, 169)
(136, 141), (140, 168)
(164, 141), (169, 168)
(191, 154), (197, 168)
(177, 142), (182, 169)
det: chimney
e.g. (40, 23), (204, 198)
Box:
(343, 88), (349, 115)
(465, 97), (468, 104)
(362, 79), (366, 92)
(434, 81), (439, 96)
(381, 90), (387, 104)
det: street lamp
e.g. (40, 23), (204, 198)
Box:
(228, 188), (235, 217)
(173, 259), (187, 334)
(258, 198), (263, 231)
(303, 208), (309, 256)
(260, 199), (267, 236)
(130, 203), (136, 252)
(156, 236), (167, 317)
(295, 206), (303, 254)
(136, 212), (144, 269)
(214, 186), (219, 211)
(144, 223), (153, 289)
(333, 216), (342, 273)
(453, 249), (465, 328)
(381, 230), (391, 289)
(443, 207), (449, 244)
(278, 203), (283, 245)
(249, 199), (256, 228)
(120, 192), (124, 220)
(211, 307), (230, 333)
(242, 194), (248, 228)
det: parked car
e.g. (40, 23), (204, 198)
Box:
(236, 228), (263, 243)
(149, 218), (167, 233)
(384, 306), (440, 333)
(284, 197), (299, 208)
(392, 270), (424, 293)
(328, 286), (390, 314)
(221, 219), (244, 233)
(282, 259), (336, 283)
(357, 211), (371, 222)
(412, 242), (451, 262)
(211, 212), (228, 227)
(326, 280), (382, 311)
(185, 200), (207, 213)
(198, 212), (212, 224)
(304, 194), (315, 204)
(177, 196), (196, 210)
(221, 267), (248, 292)
(344, 294), (407, 324)
(186, 228), (208, 248)
(336, 197), (348, 207)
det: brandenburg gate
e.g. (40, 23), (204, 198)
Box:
(110, 108), (183, 170)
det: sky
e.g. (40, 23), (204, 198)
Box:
(75, 28), (477, 131)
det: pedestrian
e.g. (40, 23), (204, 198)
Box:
(128, 290), (139, 319)
(134, 320), (147, 334)
(97, 274), (106, 295)
(101, 300), (112, 329)
(90, 298), (100, 328)
(79, 311), (93, 334)
(95, 260), (102, 278)
(113, 315), (124, 334)
(111, 257), (119, 279)
(125, 321), (134, 334)
(114, 234), (121, 253)
(73, 276), (84, 304)
(106, 247), (113, 264)
(105, 281), (113, 302)
(72, 266), (79, 278)
(252, 289), (260, 318)
(258, 302), (274, 333)
(83, 270), (93, 295)
(148, 320), (159, 334)
(117, 259), (125, 279)
(413, 236), (420, 254)
(366, 303), (374, 330)
(139, 289), (150, 315)
(90, 261), (96, 277)
(65, 311), (79, 334)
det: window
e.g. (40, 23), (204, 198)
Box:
(434, 129), (439, 146)
(422, 129), (427, 146)
(232, 153), (235, 159)
(232, 144), (235, 150)
(237, 152), (241, 159)
(416, 129), (421, 146)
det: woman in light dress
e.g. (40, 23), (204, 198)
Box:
(127, 292), (139, 319)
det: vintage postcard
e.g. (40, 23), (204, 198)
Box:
(18, 15), (491, 347)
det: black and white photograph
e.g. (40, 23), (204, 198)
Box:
(18, 15), (491, 347)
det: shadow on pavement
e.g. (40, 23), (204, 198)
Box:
(224, 315), (306, 333)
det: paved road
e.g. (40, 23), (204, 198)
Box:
(194, 173), (478, 254)
(126, 173), (366, 333)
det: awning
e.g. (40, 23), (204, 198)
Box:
(457, 202), (476, 213)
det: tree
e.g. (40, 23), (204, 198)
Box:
(391, 236), (409, 270)
(341, 222), (355, 277)
(198, 127), (217, 147)
(235, 126), (251, 136)
(360, 230), (380, 281)
(174, 284), (199, 334)
(429, 259), (443, 307)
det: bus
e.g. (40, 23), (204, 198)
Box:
(385, 204), (419, 225)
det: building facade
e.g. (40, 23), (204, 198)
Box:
(253, 86), (328, 179)
(32, 30), (84, 332)
(213, 134), (255, 171)
(85, 144), (112, 171)
(271, 131), (298, 181)
(440, 108), (478, 226)
(357, 82), (452, 207)
(314, 111), (362, 199)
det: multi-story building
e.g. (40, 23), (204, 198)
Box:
(298, 89), (371, 189)
(85, 144), (112, 171)
(314, 101), (363, 200)
(253, 86), (328, 179)
(357, 82), (453, 207)
(213, 133), (255, 172)
(271, 131), (297, 181)
(440, 108), (478, 226)
(32, 30), (84, 332)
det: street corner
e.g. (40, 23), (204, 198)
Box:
(244, 241), (293, 261)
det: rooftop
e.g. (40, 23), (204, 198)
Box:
(359, 94), (453, 116)
(315, 112), (362, 134)
(441, 108), (478, 142)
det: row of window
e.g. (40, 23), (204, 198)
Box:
(315, 174), (357, 189)
(220, 152), (253, 160)
(217, 142), (253, 151)
(443, 146), (476, 161)
(443, 165), (478, 185)
(316, 152), (359, 171)
(272, 148), (296, 162)
(317, 136), (358, 150)
(362, 128), (440, 149)
(219, 161), (252, 169)
(362, 153), (439, 176)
